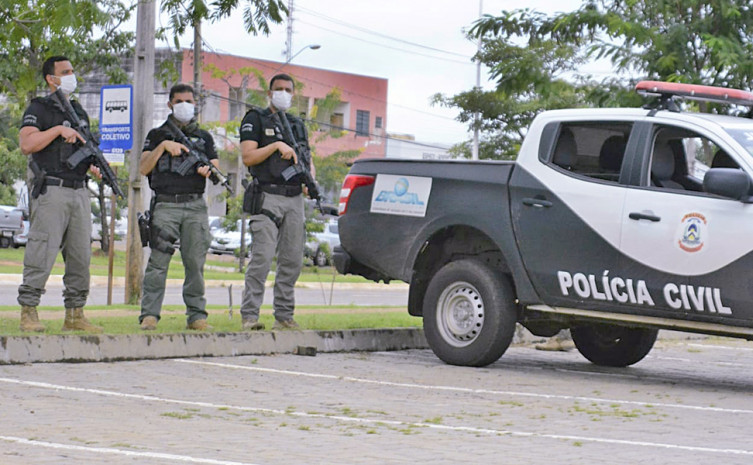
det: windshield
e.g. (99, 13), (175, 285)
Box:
(724, 128), (753, 157)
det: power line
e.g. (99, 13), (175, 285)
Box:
(296, 5), (470, 59)
(204, 91), (455, 150)
(298, 20), (474, 66)
(214, 51), (461, 122)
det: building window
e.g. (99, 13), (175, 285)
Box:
(375, 116), (383, 129)
(229, 87), (245, 121)
(330, 112), (344, 131)
(356, 110), (370, 136)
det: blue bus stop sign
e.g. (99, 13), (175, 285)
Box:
(99, 84), (133, 165)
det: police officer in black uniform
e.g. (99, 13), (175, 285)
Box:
(17, 55), (102, 333)
(138, 83), (219, 331)
(239, 73), (314, 330)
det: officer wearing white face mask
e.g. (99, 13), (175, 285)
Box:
(17, 55), (103, 333)
(238, 73), (315, 331)
(137, 84), (220, 332)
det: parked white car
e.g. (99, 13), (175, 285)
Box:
(13, 220), (29, 247)
(209, 219), (251, 256)
(305, 219), (340, 266)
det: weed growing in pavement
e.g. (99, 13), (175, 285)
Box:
(338, 407), (359, 417)
(423, 416), (443, 424)
(110, 443), (139, 449)
(497, 400), (524, 408)
(161, 411), (193, 420)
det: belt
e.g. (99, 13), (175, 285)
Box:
(259, 183), (302, 197)
(154, 193), (203, 203)
(45, 177), (86, 189)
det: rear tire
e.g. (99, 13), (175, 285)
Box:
(0, 237), (10, 248)
(571, 323), (658, 367)
(423, 259), (517, 367)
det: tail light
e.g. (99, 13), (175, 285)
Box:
(339, 174), (375, 215)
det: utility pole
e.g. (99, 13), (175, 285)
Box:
(471, 0), (482, 161)
(125, 0), (155, 304)
(193, 18), (203, 122)
(284, 0), (294, 60)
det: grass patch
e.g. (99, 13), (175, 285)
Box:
(0, 307), (420, 335)
(0, 247), (384, 284)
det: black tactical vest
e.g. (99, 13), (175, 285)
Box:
(147, 121), (210, 195)
(30, 96), (89, 180)
(247, 108), (310, 186)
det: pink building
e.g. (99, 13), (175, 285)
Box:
(181, 49), (388, 160)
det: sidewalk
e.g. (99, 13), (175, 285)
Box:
(0, 273), (409, 290)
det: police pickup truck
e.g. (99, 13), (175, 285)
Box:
(334, 81), (753, 368)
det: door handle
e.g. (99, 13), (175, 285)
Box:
(629, 212), (661, 222)
(522, 197), (552, 208)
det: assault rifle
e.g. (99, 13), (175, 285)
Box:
(164, 118), (234, 195)
(52, 89), (125, 199)
(272, 111), (323, 213)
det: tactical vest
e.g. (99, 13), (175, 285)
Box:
(30, 96), (89, 180)
(147, 121), (210, 194)
(246, 108), (310, 186)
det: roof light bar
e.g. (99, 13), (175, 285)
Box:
(636, 81), (753, 107)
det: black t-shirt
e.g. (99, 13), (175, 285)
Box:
(239, 109), (265, 145)
(21, 95), (90, 181)
(143, 119), (218, 195)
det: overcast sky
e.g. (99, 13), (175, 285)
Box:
(137, 0), (589, 145)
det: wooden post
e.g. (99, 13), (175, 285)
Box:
(107, 167), (117, 305)
(193, 18), (202, 122)
(125, 0), (155, 304)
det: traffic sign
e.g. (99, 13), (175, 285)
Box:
(99, 85), (133, 165)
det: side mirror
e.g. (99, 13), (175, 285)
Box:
(703, 168), (751, 201)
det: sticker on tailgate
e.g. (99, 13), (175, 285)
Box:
(370, 174), (432, 217)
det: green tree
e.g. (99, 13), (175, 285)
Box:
(438, 0), (753, 159)
(160, 0), (287, 46)
(0, 0), (135, 103)
(314, 149), (359, 199)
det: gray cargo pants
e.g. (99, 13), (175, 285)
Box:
(140, 198), (211, 324)
(241, 192), (304, 322)
(17, 185), (91, 308)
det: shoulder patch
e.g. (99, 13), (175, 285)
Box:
(22, 114), (38, 125)
(241, 122), (254, 133)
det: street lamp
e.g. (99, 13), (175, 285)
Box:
(271, 44), (321, 74)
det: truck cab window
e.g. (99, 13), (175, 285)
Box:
(649, 127), (732, 191)
(550, 123), (633, 184)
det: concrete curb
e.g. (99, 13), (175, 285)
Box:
(0, 325), (701, 365)
(0, 328), (428, 365)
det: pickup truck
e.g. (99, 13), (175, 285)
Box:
(0, 206), (24, 248)
(334, 81), (753, 368)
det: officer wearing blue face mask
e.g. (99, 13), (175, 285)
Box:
(137, 83), (220, 332)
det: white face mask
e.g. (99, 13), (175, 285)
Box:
(56, 74), (77, 95)
(172, 102), (195, 123)
(270, 90), (293, 111)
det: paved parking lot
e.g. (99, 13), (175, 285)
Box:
(1, 337), (752, 464)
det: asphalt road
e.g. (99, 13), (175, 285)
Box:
(0, 283), (409, 308)
(1, 337), (752, 464)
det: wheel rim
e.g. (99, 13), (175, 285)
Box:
(435, 281), (485, 347)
